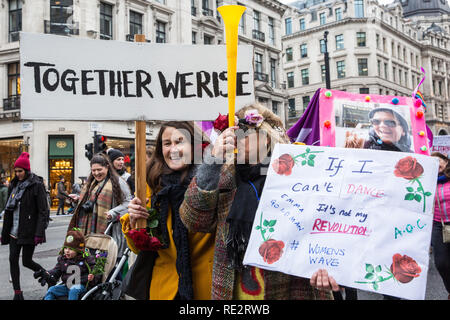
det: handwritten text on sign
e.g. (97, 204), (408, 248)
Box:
(20, 32), (254, 121)
(243, 144), (439, 300)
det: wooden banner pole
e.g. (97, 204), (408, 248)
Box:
(134, 34), (147, 229)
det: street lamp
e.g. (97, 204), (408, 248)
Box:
(323, 31), (331, 90)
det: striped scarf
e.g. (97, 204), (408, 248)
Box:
(71, 179), (114, 235)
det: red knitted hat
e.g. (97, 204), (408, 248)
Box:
(14, 152), (30, 171)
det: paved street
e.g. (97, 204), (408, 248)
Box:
(0, 212), (448, 300)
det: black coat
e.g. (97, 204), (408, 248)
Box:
(1, 173), (49, 245)
(48, 254), (100, 287)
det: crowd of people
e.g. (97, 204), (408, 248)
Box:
(0, 102), (449, 301)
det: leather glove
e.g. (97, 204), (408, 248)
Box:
(33, 269), (57, 287)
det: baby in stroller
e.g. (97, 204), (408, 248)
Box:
(34, 228), (102, 300)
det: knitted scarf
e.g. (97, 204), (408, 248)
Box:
(151, 169), (195, 300)
(226, 162), (268, 270)
(74, 178), (113, 235)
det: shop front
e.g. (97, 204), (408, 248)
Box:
(48, 135), (74, 209)
(104, 136), (135, 172)
(0, 137), (25, 183)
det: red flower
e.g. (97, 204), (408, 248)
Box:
(272, 154), (295, 176)
(128, 228), (163, 251)
(213, 113), (229, 132)
(394, 156), (424, 180)
(258, 239), (285, 264)
(390, 254), (421, 283)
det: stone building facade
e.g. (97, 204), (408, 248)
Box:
(281, 0), (450, 135)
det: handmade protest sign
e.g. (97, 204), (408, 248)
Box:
(19, 32), (254, 121)
(431, 135), (450, 156)
(287, 89), (430, 156)
(242, 143), (439, 300)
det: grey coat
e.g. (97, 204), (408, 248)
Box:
(106, 178), (131, 258)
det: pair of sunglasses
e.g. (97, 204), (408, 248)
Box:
(370, 119), (398, 128)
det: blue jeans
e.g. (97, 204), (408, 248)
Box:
(44, 284), (86, 300)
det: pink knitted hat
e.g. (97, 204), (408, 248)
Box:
(14, 152), (30, 171)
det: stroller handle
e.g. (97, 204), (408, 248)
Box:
(104, 221), (115, 235)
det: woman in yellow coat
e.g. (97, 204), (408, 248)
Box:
(121, 121), (215, 300)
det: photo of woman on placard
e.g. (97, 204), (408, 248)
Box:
(340, 103), (413, 153)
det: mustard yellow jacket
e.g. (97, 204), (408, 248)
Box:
(121, 187), (215, 300)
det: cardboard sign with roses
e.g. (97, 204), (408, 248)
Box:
(242, 143), (439, 300)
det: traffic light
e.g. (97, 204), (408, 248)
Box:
(94, 134), (108, 153)
(84, 143), (94, 160)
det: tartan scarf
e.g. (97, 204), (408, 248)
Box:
(76, 178), (114, 235)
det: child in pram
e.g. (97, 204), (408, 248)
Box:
(35, 228), (102, 300)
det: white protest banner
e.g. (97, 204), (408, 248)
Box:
(431, 135), (450, 156)
(243, 144), (439, 300)
(20, 32), (254, 121)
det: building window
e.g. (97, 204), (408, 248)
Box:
(336, 34), (344, 50)
(384, 62), (388, 79)
(302, 96), (310, 110)
(253, 10), (261, 32)
(268, 17), (275, 45)
(272, 101), (278, 115)
(337, 60), (346, 78)
(354, 0), (364, 18)
(8, 0), (22, 42)
(356, 32), (366, 47)
(299, 18), (305, 31)
(192, 31), (197, 44)
(287, 72), (294, 88)
(156, 21), (166, 43)
(286, 47), (293, 62)
(320, 39), (326, 53)
(319, 12), (326, 25)
(358, 58), (368, 76)
(335, 7), (342, 21)
(359, 88), (369, 94)
(285, 18), (292, 35)
(204, 34), (213, 45)
(239, 2), (245, 34)
(300, 44), (307, 58)
(49, 0), (74, 36)
(377, 60), (381, 76)
(288, 98), (296, 118)
(270, 58), (276, 88)
(100, 2), (113, 40)
(202, 0), (213, 16)
(8, 62), (20, 97)
(129, 11), (143, 37)
(301, 69), (309, 85)
(254, 53), (263, 74)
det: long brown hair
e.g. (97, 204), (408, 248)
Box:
(146, 121), (206, 192)
(77, 153), (124, 208)
(431, 151), (450, 179)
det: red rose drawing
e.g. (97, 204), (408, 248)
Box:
(258, 239), (285, 264)
(213, 113), (229, 132)
(390, 253), (421, 283)
(128, 228), (163, 251)
(394, 156), (424, 180)
(272, 154), (295, 176)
